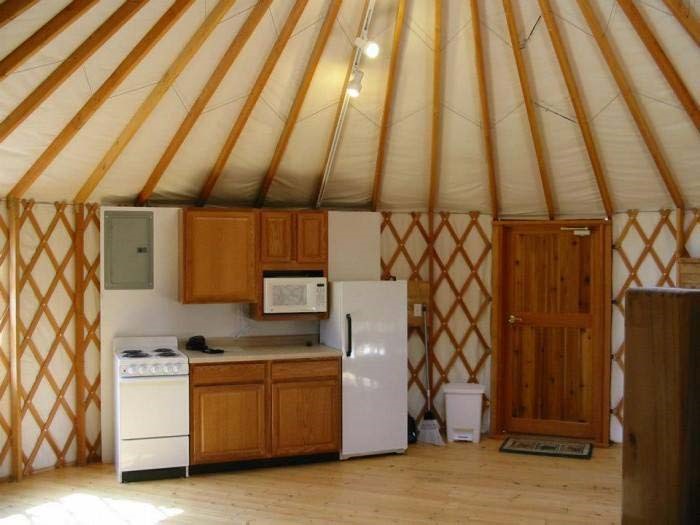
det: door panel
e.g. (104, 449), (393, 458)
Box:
(260, 211), (294, 262)
(495, 222), (609, 442)
(191, 383), (266, 464)
(296, 211), (327, 263)
(271, 379), (339, 456)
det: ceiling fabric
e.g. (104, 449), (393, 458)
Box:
(0, 0), (698, 216)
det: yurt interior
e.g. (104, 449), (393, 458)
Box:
(0, 0), (699, 523)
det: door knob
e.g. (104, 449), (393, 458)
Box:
(507, 314), (522, 325)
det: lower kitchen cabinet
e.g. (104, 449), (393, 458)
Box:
(271, 379), (340, 457)
(191, 383), (266, 464)
(190, 358), (340, 466)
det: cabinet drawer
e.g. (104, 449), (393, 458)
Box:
(192, 363), (266, 386)
(271, 359), (339, 381)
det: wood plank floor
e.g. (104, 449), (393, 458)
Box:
(0, 439), (621, 524)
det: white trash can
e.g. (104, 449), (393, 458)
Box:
(444, 382), (485, 443)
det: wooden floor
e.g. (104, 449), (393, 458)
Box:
(0, 439), (621, 524)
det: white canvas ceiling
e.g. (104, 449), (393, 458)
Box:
(0, 0), (698, 216)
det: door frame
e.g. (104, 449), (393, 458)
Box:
(490, 219), (612, 445)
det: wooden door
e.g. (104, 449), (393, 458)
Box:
(182, 209), (257, 303)
(271, 379), (340, 456)
(260, 211), (294, 263)
(296, 211), (327, 263)
(493, 221), (611, 444)
(191, 383), (267, 464)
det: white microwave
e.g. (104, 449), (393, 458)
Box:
(263, 277), (327, 314)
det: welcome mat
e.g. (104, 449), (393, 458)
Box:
(499, 436), (593, 459)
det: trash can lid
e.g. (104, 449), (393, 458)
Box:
(443, 382), (485, 395)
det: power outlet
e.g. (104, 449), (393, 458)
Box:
(413, 303), (424, 317)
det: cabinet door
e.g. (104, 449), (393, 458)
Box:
(260, 211), (294, 263)
(296, 211), (327, 263)
(183, 210), (257, 303)
(191, 383), (266, 464)
(271, 379), (339, 457)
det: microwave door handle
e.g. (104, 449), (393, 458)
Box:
(346, 313), (352, 357)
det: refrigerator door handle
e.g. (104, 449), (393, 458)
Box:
(346, 313), (352, 357)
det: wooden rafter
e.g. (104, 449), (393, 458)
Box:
(8, 0), (195, 200)
(0, 0), (39, 31)
(502, 0), (555, 219)
(370, 0), (406, 212)
(198, 0), (309, 204)
(577, 0), (684, 209)
(537, 0), (613, 218)
(136, 0), (272, 205)
(662, 0), (700, 45)
(617, 0), (700, 132)
(74, 0), (237, 204)
(470, 0), (499, 217)
(0, 1), (146, 144)
(428, 0), (443, 212)
(255, 0), (343, 208)
(0, 0), (98, 80)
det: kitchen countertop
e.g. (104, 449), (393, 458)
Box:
(181, 342), (342, 364)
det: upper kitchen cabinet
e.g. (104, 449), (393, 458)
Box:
(296, 211), (327, 264)
(181, 209), (258, 303)
(260, 211), (294, 263)
(259, 210), (327, 267)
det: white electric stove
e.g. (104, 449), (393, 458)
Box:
(114, 336), (189, 482)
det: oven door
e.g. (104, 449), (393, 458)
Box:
(118, 375), (189, 440)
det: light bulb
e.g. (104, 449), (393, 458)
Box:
(364, 41), (380, 58)
(347, 69), (364, 98)
(354, 37), (380, 59)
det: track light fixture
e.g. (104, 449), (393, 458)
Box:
(347, 69), (364, 98)
(354, 37), (380, 59)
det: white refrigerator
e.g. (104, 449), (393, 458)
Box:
(320, 280), (408, 459)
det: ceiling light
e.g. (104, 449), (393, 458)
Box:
(354, 37), (380, 59)
(347, 69), (364, 98)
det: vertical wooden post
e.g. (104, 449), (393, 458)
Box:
(676, 207), (687, 284)
(74, 203), (86, 466)
(7, 197), (21, 481)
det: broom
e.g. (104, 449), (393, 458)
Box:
(417, 304), (444, 446)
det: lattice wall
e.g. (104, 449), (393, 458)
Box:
(610, 208), (700, 442)
(0, 208), (9, 479)
(0, 201), (100, 480)
(381, 212), (492, 426)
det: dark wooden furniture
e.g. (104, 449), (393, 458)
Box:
(180, 208), (258, 303)
(678, 257), (700, 288)
(190, 358), (340, 466)
(623, 288), (700, 523)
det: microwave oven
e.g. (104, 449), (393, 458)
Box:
(263, 277), (327, 314)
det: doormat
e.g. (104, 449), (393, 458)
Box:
(499, 436), (593, 459)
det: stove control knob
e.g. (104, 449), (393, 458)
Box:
(138, 365), (147, 375)
(127, 366), (137, 376)
(165, 365), (174, 374)
(150, 365), (160, 375)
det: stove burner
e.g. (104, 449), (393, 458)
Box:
(121, 350), (149, 358)
(153, 348), (178, 357)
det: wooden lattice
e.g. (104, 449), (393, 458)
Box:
(0, 201), (101, 480)
(381, 212), (492, 425)
(79, 204), (101, 463)
(17, 201), (77, 475)
(0, 210), (10, 479)
(610, 209), (700, 429)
